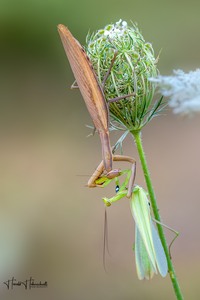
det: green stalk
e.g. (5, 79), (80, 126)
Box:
(131, 130), (183, 300)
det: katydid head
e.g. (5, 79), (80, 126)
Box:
(94, 176), (109, 186)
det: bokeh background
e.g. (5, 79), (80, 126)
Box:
(1, 0), (200, 299)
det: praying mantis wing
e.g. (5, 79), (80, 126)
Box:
(58, 24), (112, 172)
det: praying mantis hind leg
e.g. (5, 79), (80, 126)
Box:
(152, 218), (179, 259)
(87, 154), (136, 199)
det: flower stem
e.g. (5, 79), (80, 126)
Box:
(131, 130), (184, 300)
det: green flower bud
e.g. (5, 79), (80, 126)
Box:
(86, 20), (161, 131)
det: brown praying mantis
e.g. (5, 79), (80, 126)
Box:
(57, 24), (136, 196)
(57, 25), (179, 279)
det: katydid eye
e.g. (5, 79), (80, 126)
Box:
(115, 185), (120, 193)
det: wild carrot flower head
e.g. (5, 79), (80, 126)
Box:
(150, 69), (200, 115)
(86, 20), (163, 131)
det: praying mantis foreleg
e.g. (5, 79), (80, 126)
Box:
(87, 155), (136, 198)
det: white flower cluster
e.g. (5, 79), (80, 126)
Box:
(150, 69), (200, 115)
(104, 19), (128, 39)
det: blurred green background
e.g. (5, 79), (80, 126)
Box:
(1, 0), (200, 299)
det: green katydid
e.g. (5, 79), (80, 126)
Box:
(57, 25), (136, 192)
(131, 186), (168, 279)
(96, 169), (169, 280)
